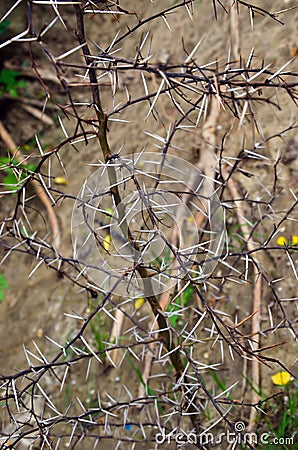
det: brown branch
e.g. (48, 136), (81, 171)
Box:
(222, 165), (262, 430)
(225, 9), (262, 424)
(138, 287), (175, 398)
(73, 2), (185, 377)
(108, 307), (126, 367)
(73, 2), (202, 432)
(230, 0), (241, 62)
(20, 104), (54, 126)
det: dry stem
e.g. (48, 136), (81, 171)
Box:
(222, 165), (262, 430)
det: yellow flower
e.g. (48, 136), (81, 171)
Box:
(291, 235), (298, 246)
(276, 236), (287, 246)
(105, 208), (113, 216)
(271, 371), (291, 386)
(103, 234), (111, 251)
(54, 176), (68, 186)
(134, 297), (145, 310)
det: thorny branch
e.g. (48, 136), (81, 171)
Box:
(0, 1), (297, 449)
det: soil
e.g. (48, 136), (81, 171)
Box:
(0, 1), (297, 449)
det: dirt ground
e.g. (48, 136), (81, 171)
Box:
(0, 1), (297, 449)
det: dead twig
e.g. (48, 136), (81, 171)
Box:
(138, 288), (173, 399)
(222, 165), (262, 430)
(229, 0), (241, 62)
(20, 104), (54, 126)
(108, 307), (126, 367)
(227, 3), (261, 427)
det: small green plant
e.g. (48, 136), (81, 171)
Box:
(209, 369), (233, 400)
(85, 378), (96, 409)
(0, 157), (36, 192)
(63, 328), (76, 361)
(226, 221), (248, 250)
(126, 354), (157, 398)
(89, 298), (109, 359)
(167, 284), (194, 328)
(257, 381), (298, 450)
(0, 274), (8, 302)
(0, 69), (27, 97)
(200, 370), (234, 422)
(64, 383), (72, 407)
(242, 372), (263, 398)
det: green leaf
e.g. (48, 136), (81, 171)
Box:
(0, 274), (8, 302)
(17, 80), (27, 88)
(127, 354), (157, 398)
(167, 303), (180, 328)
(26, 164), (37, 173)
(1, 159), (37, 192)
(127, 354), (145, 386)
(0, 157), (11, 171)
(2, 172), (20, 191)
(9, 88), (18, 97)
(0, 69), (27, 97)
(0, 20), (10, 34)
(183, 285), (194, 305)
(0, 157), (20, 167)
(0, 69), (19, 88)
